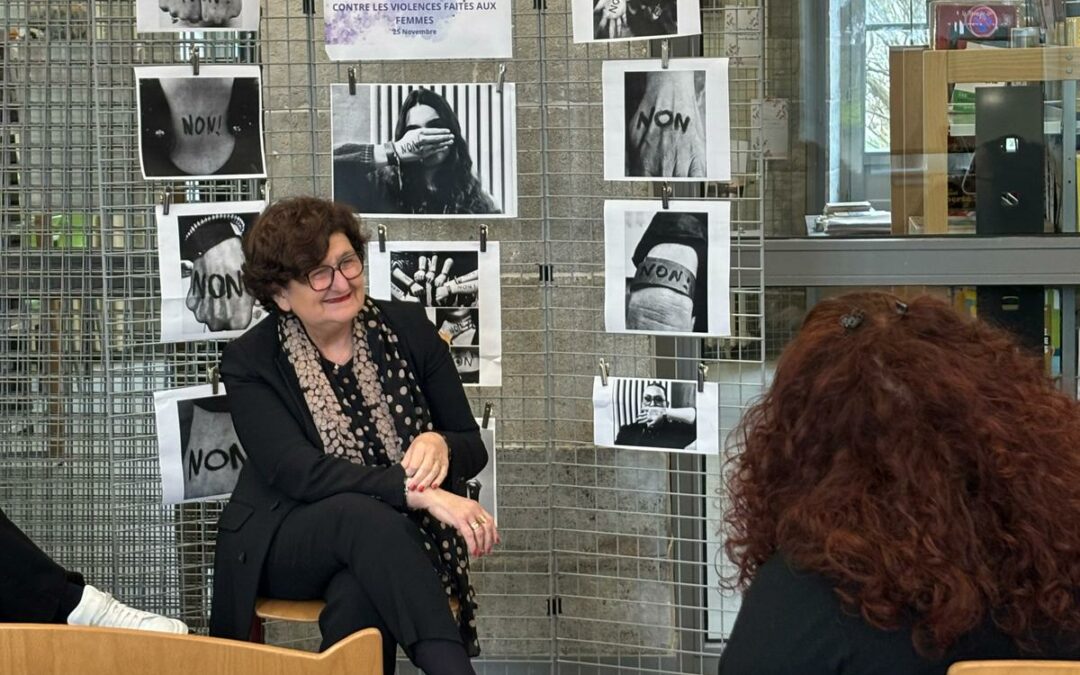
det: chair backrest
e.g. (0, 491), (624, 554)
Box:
(949, 662), (1080, 674)
(0, 624), (382, 675)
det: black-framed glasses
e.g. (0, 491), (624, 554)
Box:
(305, 254), (364, 291)
(642, 394), (667, 406)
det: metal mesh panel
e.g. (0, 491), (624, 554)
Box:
(0, 0), (766, 672)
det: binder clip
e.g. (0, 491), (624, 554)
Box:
(697, 363), (708, 393)
(496, 63), (507, 94)
(348, 67), (357, 95)
(660, 39), (670, 69)
(377, 223), (387, 252)
(190, 49), (200, 76)
(479, 224), (488, 253)
(482, 402), (493, 429)
(160, 191), (172, 216)
(599, 358), (610, 386)
(209, 364), (220, 395)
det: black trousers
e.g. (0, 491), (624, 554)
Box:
(0, 506), (84, 622)
(261, 493), (462, 675)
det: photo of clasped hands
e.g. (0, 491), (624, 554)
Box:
(157, 0), (243, 26)
(401, 431), (499, 558)
(392, 257), (479, 307)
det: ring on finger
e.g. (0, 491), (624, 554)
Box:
(469, 521), (480, 530)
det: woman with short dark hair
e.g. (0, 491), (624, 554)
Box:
(209, 196), (496, 675)
(720, 292), (1080, 674)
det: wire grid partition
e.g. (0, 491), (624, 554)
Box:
(545, 0), (765, 671)
(0, 0), (765, 672)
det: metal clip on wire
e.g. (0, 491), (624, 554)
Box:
(479, 224), (488, 253)
(661, 183), (672, 209)
(661, 39), (670, 69)
(697, 363), (708, 393)
(377, 223), (387, 252)
(190, 49), (200, 76)
(497, 63), (507, 94)
(348, 67), (357, 95)
(209, 365), (220, 395)
(482, 402), (493, 429)
(160, 191), (172, 216)
(598, 358), (610, 387)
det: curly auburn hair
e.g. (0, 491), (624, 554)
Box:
(723, 291), (1080, 656)
(242, 196), (368, 311)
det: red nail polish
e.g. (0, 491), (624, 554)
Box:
(418, 486), (424, 492)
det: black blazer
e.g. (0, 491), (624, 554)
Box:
(208, 300), (487, 640)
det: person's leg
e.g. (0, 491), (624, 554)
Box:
(411, 639), (477, 675)
(0, 506), (83, 622)
(262, 493), (465, 671)
(318, 571), (399, 675)
(0, 506), (186, 633)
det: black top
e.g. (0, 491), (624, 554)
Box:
(719, 554), (1080, 675)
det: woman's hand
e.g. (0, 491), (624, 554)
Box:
(401, 431), (450, 491)
(394, 128), (455, 163)
(594, 0), (628, 38)
(409, 488), (499, 557)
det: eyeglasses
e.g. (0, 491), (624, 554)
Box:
(642, 395), (667, 406)
(305, 254), (364, 291)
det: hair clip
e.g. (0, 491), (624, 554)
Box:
(839, 309), (864, 331)
(895, 300), (908, 316)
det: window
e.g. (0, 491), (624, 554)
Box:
(864, 1), (928, 152)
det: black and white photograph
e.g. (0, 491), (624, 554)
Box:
(603, 59), (730, 182)
(434, 307), (480, 347)
(331, 83), (518, 218)
(136, 66), (267, 181)
(605, 199), (731, 337)
(137, 0), (260, 33)
(593, 376), (720, 455)
(389, 250), (479, 306)
(156, 200), (267, 342)
(155, 384), (248, 504)
(572, 0), (700, 43)
(453, 347), (481, 385)
(369, 241), (502, 386)
(472, 418), (498, 522)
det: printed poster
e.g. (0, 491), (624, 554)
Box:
(604, 199), (731, 337)
(324, 0), (512, 61)
(135, 65), (267, 181)
(602, 58), (731, 182)
(368, 240), (502, 386)
(593, 376), (719, 455)
(155, 384), (247, 504)
(156, 200), (267, 342)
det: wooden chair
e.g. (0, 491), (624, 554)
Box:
(0, 623), (382, 675)
(949, 662), (1080, 674)
(250, 596), (461, 644)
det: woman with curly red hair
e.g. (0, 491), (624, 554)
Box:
(719, 292), (1080, 674)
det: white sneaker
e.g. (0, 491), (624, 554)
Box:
(66, 584), (189, 634)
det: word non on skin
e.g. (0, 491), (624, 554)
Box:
(635, 260), (693, 295)
(187, 443), (246, 479)
(636, 106), (691, 134)
(181, 114), (225, 136)
(191, 270), (245, 299)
